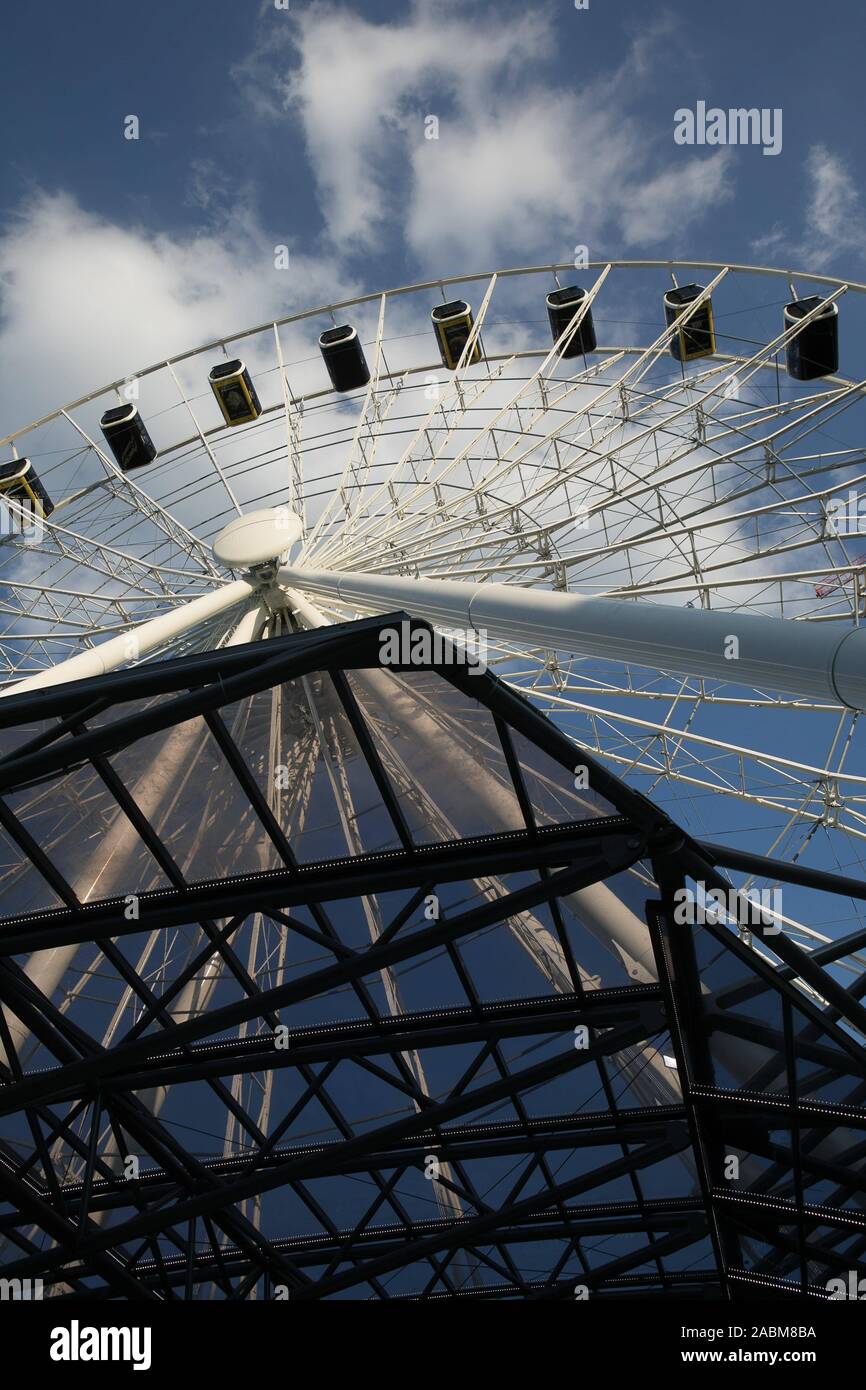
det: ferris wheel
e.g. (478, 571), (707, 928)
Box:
(3, 261), (866, 861)
(2, 260), (866, 1300)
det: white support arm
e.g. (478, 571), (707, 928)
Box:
(0, 578), (257, 697)
(278, 565), (866, 710)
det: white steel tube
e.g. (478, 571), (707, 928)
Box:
(0, 578), (258, 697)
(0, 600), (268, 1069)
(279, 565), (866, 710)
(285, 587), (671, 1103)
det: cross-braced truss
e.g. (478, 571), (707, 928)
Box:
(0, 616), (864, 1300)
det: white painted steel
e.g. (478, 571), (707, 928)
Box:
(279, 564), (866, 709)
(0, 578), (257, 696)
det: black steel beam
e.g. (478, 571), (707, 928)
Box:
(289, 1135), (694, 1300)
(0, 845), (639, 1116)
(3, 1013), (661, 1267)
(698, 839), (866, 903)
(113, 1204), (708, 1293)
(0, 820), (638, 957)
(68, 988), (665, 1095)
(49, 1105), (689, 1215)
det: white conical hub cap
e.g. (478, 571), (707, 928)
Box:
(213, 507), (302, 568)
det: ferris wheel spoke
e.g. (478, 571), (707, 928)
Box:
(560, 454), (859, 589)
(0, 514), (189, 595)
(164, 361), (243, 520)
(311, 351), (520, 569)
(530, 392), (866, 586)
(60, 410), (222, 579)
(312, 268), (603, 567)
(303, 294), (397, 555)
(462, 370), (832, 573)
(327, 337), (798, 575)
(521, 683), (866, 825)
(324, 330), (711, 571)
(273, 323), (307, 537)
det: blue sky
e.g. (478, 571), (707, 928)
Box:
(2, 1), (866, 1240)
(2, 0), (864, 426)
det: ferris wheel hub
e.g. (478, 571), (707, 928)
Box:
(213, 507), (302, 572)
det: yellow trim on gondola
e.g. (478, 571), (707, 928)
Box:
(211, 371), (261, 427)
(0, 476), (47, 519)
(670, 299), (716, 362)
(432, 308), (482, 371)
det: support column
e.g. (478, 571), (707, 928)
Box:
(279, 565), (866, 710)
(1, 578), (258, 697)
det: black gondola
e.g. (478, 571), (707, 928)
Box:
(100, 404), (157, 473)
(546, 286), (597, 357)
(318, 325), (371, 393)
(431, 300), (481, 370)
(664, 283), (715, 362)
(784, 296), (839, 381)
(209, 359), (263, 426)
(0, 457), (54, 520)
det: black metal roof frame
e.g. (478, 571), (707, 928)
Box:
(0, 613), (863, 1301)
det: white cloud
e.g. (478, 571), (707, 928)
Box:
(279, 0), (730, 268)
(750, 222), (787, 261)
(617, 152), (733, 246)
(751, 144), (866, 271)
(801, 144), (866, 267)
(280, 0), (548, 251)
(184, 158), (235, 214)
(0, 191), (347, 432)
(406, 95), (636, 266)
